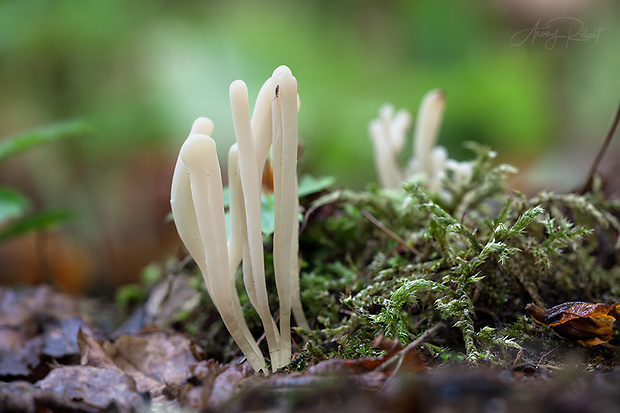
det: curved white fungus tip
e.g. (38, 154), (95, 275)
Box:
(179, 134), (216, 166)
(273, 65), (292, 79)
(368, 119), (381, 139)
(379, 104), (395, 122)
(190, 117), (214, 136)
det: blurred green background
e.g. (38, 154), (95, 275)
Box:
(0, 0), (619, 293)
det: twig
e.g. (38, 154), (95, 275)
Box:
(359, 208), (421, 257)
(376, 323), (444, 393)
(536, 345), (559, 367)
(581, 98), (620, 194)
(299, 196), (342, 234)
(376, 323), (443, 374)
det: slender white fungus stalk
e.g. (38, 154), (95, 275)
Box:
(271, 68), (310, 334)
(413, 89), (446, 180)
(368, 104), (412, 188)
(428, 146), (448, 192)
(227, 144), (243, 278)
(171, 133), (266, 373)
(230, 79), (282, 368)
(252, 77), (275, 175)
(272, 70), (297, 366)
(368, 88), (473, 193)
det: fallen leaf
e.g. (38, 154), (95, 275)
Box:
(102, 329), (203, 399)
(0, 285), (92, 380)
(78, 329), (120, 371)
(306, 357), (389, 375)
(43, 316), (91, 359)
(526, 301), (620, 346)
(0, 381), (36, 413)
(177, 360), (252, 411)
(305, 335), (425, 376)
(35, 365), (145, 412)
(0, 335), (44, 379)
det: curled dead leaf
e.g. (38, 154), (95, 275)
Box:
(526, 301), (620, 346)
(35, 365), (145, 412)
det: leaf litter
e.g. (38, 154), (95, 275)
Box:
(0, 284), (433, 412)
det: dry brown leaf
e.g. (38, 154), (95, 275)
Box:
(206, 362), (253, 408)
(78, 329), (120, 371)
(0, 285), (84, 327)
(102, 329), (203, 399)
(35, 365), (145, 412)
(177, 360), (252, 411)
(0, 285), (92, 380)
(42, 316), (91, 359)
(0, 382), (37, 413)
(526, 301), (620, 346)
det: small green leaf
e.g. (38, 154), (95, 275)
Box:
(0, 209), (75, 242)
(115, 284), (145, 308)
(298, 175), (335, 198)
(0, 187), (30, 224)
(0, 119), (89, 162)
(224, 194), (276, 237)
(260, 194), (276, 236)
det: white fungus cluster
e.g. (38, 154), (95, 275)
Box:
(170, 66), (308, 374)
(369, 90), (473, 191)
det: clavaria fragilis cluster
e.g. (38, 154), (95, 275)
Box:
(369, 89), (473, 191)
(170, 66), (308, 373)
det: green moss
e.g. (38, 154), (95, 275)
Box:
(296, 144), (620, 364)
(164, 143), (620, 368)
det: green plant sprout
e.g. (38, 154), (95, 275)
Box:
(0, 120), (87, 242)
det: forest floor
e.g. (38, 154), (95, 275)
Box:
(2, 283), (620, 413)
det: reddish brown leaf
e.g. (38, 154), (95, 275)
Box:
(306, 357), (388, 375)
(526, 301), (620, 346)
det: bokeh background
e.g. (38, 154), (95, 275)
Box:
(1, 0), (619, 294)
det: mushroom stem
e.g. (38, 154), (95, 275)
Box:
(230, 80), (282, 368)
(172, 132), (266, 373)
(290, 194), (309, 331)
(413, 90), (445, 180)
(271, 69), (310, 352)
(227, 143), (243, 277)
(368, 104), (411, 189)
(230, 143), (280, 347)
(271, 72), (292, 366)
(252, 76), (275, 175)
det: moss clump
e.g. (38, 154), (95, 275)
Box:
(156, 144), (620, 367)
(298, 144), (620, 363)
